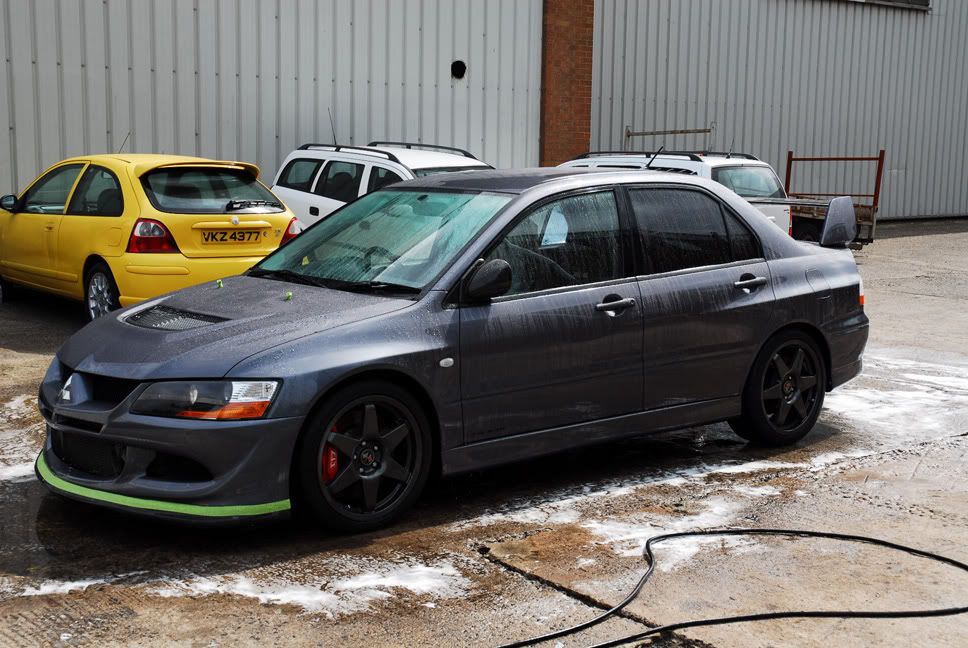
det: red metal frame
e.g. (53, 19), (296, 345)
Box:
(784, 149), (886, 210)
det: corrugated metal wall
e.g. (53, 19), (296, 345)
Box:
(591, 0), (968, 219)
(0, 0), (542, 192)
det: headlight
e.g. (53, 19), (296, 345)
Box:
(131, 380), (279, 420)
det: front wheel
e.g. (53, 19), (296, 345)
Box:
(296, 380), (432, 532)
(84, 262), (121, 320)
(729, 331), (827, 446)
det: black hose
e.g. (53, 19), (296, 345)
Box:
(497, 528), (968, 648)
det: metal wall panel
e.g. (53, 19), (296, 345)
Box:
(0, 0), (542, 192)
(592, 0), (968, 219)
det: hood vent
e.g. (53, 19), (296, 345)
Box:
(126, 305), (228, 331)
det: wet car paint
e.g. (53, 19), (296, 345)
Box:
(35, 169), (867, 519)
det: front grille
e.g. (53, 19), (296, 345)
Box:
(90, 374), (141, 404)
(126, 304), (228, 331)
(51, 429), (124, 479)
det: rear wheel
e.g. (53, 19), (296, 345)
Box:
(729, 330), (827, 446)
(0, 276), (14, 304)
(296, 380), (432, 532)
(84, 262), (121, 320)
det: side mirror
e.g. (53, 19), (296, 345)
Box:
(819, 196), (857, 248)
(465, 258), (512, 302)
(0, 194), (17, 212)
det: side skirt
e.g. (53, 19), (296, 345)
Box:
(441, 397), (740, 476)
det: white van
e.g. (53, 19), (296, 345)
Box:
(272, 142), (491, 226)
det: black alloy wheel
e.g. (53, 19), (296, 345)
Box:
(730, 331), (827, 446)
(297, 380), (431, 532)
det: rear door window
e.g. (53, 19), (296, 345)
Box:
(368, 166), (404, 191)
(630, 188), (734, 273)
(314, 161), (364, 202)
(276, 158), (322, 192)
(67, 165), (124, 216)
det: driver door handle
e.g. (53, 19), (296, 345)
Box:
(595, 296), (636, 312)
(734, 274), (768, 290)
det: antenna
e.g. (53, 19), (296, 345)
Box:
(116, 131), (130, 154)
(327, 108), (337, 145)
(645, 146), (665, 169)
(726, 137), (734, 159)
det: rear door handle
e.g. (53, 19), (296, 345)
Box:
(309, 206), (319, 216)
(595, 296), (636, 312)
(734, 275), (768, 290)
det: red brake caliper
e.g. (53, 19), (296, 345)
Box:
(322, 426), (339, 483)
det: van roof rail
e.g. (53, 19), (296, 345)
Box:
(296, 143), (402, 164)
(367, 141), (479, 160)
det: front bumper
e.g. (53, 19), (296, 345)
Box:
(37, 382), (304, 523)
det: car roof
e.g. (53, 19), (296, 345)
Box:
(290, 145), (490, 171)
(563, 153), (772, 169)
(392, 166), (713, 194)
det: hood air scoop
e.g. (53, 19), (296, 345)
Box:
(125, 304), (228, 331)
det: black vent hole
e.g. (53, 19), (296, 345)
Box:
(451, 60), (467, 80)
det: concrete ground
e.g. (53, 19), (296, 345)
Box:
(0, 220), (966, 647)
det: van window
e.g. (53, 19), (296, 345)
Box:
(712, 166), (785, 198)
(277, 158), (322, 192)
(314, 161), (364, 202)
(368, 166), (404, 191)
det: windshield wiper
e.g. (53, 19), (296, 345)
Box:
(226, 199), (283, 211)
(247, 268), (331, 288)
(340, 280), (422, 295)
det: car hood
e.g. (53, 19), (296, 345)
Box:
(58, 276), (415, 380)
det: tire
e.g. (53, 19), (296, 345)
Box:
(729, 330), (827, 446)
(0, 275), (14, 304)
(84, 262), (121, 321)
(296, 380), (433, 532)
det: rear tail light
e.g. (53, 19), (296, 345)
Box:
(126, 219), (179, 253)
(281, 217), (303, 246)
(858, 276), (865, 307)
(788, 208), (794, 237)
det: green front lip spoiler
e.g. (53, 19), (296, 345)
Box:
(35, 453), (290, 518)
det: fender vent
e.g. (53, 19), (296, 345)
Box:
(126, 305), (227, 331)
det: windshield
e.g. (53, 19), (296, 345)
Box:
(141, 168), (284, 213)
(711, 166), (786, 199)
(253, 190), (511, 290)
(411, 165), (490, 177)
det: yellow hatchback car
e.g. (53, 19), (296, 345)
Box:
(0, 154), (300, 319)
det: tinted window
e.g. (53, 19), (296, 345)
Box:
(630, 188), (732, 273)
(141, 168), (283, 213)
(66, 165), (124, 216)
(277, 158), (322, 192)
(314, 161), (364, 202)
(20, 164), (85, 214)
(486, 191), (624, 295)
(711, 166), (785, 198)
(368, 166), (404, 191)
(724, 210), (760, 261)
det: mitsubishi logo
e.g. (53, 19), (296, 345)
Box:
(59, 374), (74, 402)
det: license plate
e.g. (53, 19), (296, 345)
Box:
(201, 230), (261, 243)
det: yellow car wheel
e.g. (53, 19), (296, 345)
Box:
(84, 262), (121, 320)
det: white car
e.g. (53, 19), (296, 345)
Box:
(272, 142), (491, 226)
(560, 151), (793, 235)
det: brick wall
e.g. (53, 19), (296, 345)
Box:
(539, 0), (594, 166)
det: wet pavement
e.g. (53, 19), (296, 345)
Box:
(1, 220), (967, 647)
